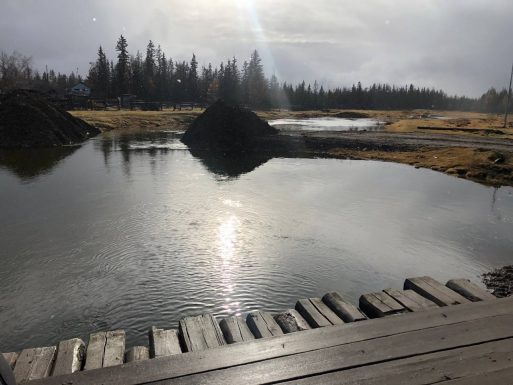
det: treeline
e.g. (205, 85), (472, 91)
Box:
(1, 37), (511, 113)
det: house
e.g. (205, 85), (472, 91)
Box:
(70, 82), (91, 97)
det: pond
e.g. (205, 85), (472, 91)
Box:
(1, 129), (513, 352)
(268, 117), (384, 131)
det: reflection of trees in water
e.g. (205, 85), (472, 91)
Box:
(95, 131), (272, 179)
(188, 148), (272, 179)
(96, 131), (181, 177)
(0, 147), (78, 181)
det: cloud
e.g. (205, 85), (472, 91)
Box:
(1, 0), (512, 96)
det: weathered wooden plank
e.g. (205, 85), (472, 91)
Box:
(296, 298), (344, 328)
(2, 352), (18, 369)
(280, 338), (513, 384)
(28, 297), (513, 385)
(145, 313), (513, 384)
(219, 317), (255, 343)
(13, 347), (56, 383)
(274, 309), (311, 333)
(440, 366), (513, 384)
(384, 288), (438, 312)
(404, 276), (470, 306)
(149, 328), (182, 358)
(103, 330), (125, 367)
(246, 311), (284, 338)
(446, 278), (496, 302)
(322, 292), (366, 322)
(359, 291), (406, 318)
(125, 347), (149, 363)
(84, 330), (125, 370)
(179, 314), (226, 352)
(84, 331), (107, 370)
(52, 338), (85, 376)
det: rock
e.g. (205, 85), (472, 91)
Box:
(0, 89), (100, 148)
(181, 100), (277, 154)
(483, 266), (513, 298)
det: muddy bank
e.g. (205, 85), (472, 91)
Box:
(0, 90), (99, 148)
(483, 266), (513, 297)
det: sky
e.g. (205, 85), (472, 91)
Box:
(1, 0), (512, 97)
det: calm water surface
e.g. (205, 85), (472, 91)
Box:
(1, 128), (513, 351)
(269, 117), (384, 131)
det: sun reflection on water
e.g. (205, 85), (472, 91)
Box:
(218, 214), (243, 316)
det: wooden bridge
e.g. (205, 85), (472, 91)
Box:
(3, 276), (513, 384)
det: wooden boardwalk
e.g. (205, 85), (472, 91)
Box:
(3, 276), (513, 384)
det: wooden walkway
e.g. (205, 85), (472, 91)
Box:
(3, 276), (513, 384)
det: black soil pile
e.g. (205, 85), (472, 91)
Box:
(181, 100), (277, 154)
(483, 265), (513, 297)
(0, 90), (100, 148)
(334, 111), (369, 119)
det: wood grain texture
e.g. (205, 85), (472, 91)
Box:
(384, 288), (438, 312)
(280, 338), (513, 384)
(322, 292), (366, 322)
(149, 328), (182, 358)
(148, 314), (513, 385)
(125, 347), (149, 363)
(446, 278), (496, 302)
(404, 276), (470, 306)
(28, 297), (513, 385)
(13, 347), (56, 383)
(84, 332), (107, 370)
(246, 311), (284, 338)
(274, 309), (311, 333)
(103, 330), (125, 368)
(219, 317), (255, 343)
(359, 291), (406, 318)
(179, 314), (226, 352)
(296, 298), (344, 327)
(52, 338), (85, 376)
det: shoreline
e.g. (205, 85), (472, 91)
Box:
(70, 109), (513, 187)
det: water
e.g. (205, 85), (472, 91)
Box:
(1, 128), (513, 352)
(268, 117), (384, 131)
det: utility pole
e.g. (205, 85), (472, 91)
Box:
(504, 61), (513, 128)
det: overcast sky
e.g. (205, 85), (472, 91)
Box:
(1, 0), (512, 97)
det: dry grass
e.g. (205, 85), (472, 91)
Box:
(328, 146), (513, 186)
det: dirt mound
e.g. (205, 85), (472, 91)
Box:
(334, 111), (369, 119)
(181, 100), (277, 153)
(0, 89), (100, 148)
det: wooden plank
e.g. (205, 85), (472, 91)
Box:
(446, 278), (496, 302)
(219, 317), (255, 343)
(384, 288), (438, 312)
(246, 311), (284, 338)
(84, 331), (106, 370)
(149, 328), (182, 358)
(28, 297), (513, 385)
(359, 291), (406, 318)
(103, 330), (125, 367)
(179, 314), (226, 352)
(322, 292), (366, 322)
(52, 338), (85, 376)
(404, 276), (470, 306)
(440, 366), (513, 384)
(274, 309), (311, 333)
(84, 330), (125, 370)
(296, 298), (344, 327)
(146, 313), (513, 384)
(13, 347), (56, 383)
(280, 338), (513, 385)
(125, 347), (149, 363)
(2, 352), (18, 369)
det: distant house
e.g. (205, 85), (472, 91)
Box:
(70, 82), (91, 97)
